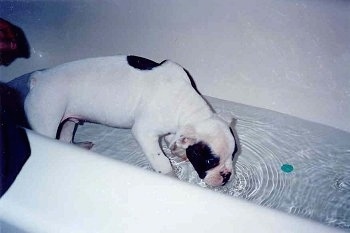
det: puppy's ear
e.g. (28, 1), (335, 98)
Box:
(169, 125), (197, 151)
(229, 118), (240, 160)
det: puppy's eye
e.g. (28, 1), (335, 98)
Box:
(206, 158), (219, 168)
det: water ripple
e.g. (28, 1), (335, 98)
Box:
(75, 97), (350, 231)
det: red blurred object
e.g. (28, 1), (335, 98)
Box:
(0, 18), (30, 66)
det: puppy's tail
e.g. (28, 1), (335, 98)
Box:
(25, 69), (47, 90)
(28, 73), (38, 90)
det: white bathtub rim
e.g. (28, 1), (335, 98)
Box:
(0, 130), (346, 233)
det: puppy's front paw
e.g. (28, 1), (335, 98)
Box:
(153, 155), (173, 174)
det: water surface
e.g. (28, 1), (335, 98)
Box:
(75, 96), (350, 230)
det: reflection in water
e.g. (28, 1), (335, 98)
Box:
(75, 96), (350, 230)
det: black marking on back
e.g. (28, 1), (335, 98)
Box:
(183, 68), (201, 95)
(127, 55), (161, 70)
(181, 67), (216, 112)
(186, 141), (220, 179)
(159, 60), (201, 95)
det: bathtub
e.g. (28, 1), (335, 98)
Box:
(1, 97), (349, 233)
(1, 0), (349, 232)
(0, 129), (346, 233)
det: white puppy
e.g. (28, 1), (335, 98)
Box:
(24, 55), (238, 186)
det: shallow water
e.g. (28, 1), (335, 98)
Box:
(75, 96), (350, 230)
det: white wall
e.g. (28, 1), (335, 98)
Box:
(1, 0), (349, 132)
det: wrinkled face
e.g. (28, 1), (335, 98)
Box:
(186, 130), (238, 186)
(168, 119), (239, 187)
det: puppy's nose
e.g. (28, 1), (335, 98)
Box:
(221, 172), (232, 185)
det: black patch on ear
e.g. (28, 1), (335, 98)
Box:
(186, 141), (220, 179)
(230, 128), (239, 160)
(127, 55), (160, 70)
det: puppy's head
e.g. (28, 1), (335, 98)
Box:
(169, 118), (238, 186)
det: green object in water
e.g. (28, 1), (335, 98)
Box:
(281, 164), (294, 173)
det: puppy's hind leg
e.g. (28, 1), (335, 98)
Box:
(24, 76), (65, 138)
(57, 118), (94, 150)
